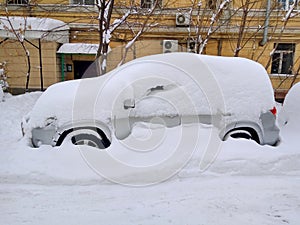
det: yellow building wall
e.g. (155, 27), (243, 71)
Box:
(62, 54), (97, 80)
(0, 0), (299, 98)
(0, 39), (60, 91)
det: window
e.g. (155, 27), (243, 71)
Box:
(72, 0), (94, 5)
(141, 0), (162, 8)
(271, 43), (295, 75)
(6, 0), (28, 4)
(207, 0), (229, 11)
(208, 0), (218, 10)
(278, 0), (299, 10)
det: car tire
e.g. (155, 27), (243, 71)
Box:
(71, 133), (108, 149)
(224, 129), (259, 143)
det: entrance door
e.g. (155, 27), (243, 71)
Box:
(73, 61), (93, 79)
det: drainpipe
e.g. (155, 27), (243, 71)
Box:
(38, 39), (43, 91)
(61, 53), (65, 81)
(259, 0), (271, 46)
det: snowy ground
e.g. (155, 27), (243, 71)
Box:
(0, 92), (300, 225)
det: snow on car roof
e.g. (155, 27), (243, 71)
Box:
(133, 52), (273, 91)
(27, 53), (275, 130)
(120, 52), (275, 116)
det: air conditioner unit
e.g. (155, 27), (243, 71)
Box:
(176, 13), (190, 27)
(187, 40), (196, 53)
(163, 40), (178, 53)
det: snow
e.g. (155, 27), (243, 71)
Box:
(129, 53), (275, 124)
(0, 90), (300, 224)
(22, 79), (81, 129)
(0, 86), (3, 101)
(57, 43), (99, 54)
(0, 16), (69, 43)
(111, 10), (131, 32)
(103, 30), (112, 44)
(278, 82), (300, 126)
(23, 53), (276, 138)
(0, 16), (68, 32)
(1, 64), (300, 224)
(57, 43), (111, 54)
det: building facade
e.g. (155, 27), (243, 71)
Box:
(0, 0), (299, 100)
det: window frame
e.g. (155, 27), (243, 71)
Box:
(141, 0), (162, 9)
(271, 43), (296, 76)
(278, 0), (299, 11)
(207, 0), (220, 10)
(6, 0), (28, 5)
(70, 0), (95, 6)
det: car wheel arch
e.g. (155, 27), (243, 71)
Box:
(54, 121), (112, 148)
(221, 122), (263, 144)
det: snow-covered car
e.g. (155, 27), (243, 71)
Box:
(278, 82), (300, 126)
(22, 53), (280, 149)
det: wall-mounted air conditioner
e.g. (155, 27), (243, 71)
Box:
(162, 40), (178, 53)
(176, 13), (190, 27)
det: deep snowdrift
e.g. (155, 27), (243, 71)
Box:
(0, 88), (300, 225)
(0, 90), (300, 183)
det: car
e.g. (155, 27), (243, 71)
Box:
(278, 82), (300, 127)
(22, 53), (280, 149)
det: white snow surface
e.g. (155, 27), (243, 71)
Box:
(278, 82), (300, 127)
(0, 16), (69, 31)
(57, 43), (99, 54)
(0, 16), (69, 43)
(1, 88), (300, 224)
(0, 86), (3, 101)
(57, 43), (112, 54)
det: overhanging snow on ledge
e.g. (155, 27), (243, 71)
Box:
(57, 43), (99, 54)
(0, 16), (69, 43)
(57, 43), (111, 55)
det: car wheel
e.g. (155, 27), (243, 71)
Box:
(71, 133), (108, 149)
(224, 129), (259, 143)
(227, 130), (252, 139)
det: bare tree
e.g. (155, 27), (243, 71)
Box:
(264, 0), (299, 71)
(210, 0), (266, 57)
(117, 0), (161, 66)
(95, 0), (162, 74)
(185, 0), (234, 54)
(1, 10), (31, 91)
(95, 0), (134, 74)
(184, 0), (299, 100)
(258, 1), (300, 94)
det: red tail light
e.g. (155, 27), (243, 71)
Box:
(270, 106), (277, 116)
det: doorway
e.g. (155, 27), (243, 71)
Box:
(73, 61), (93, 79)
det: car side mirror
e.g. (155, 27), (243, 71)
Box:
(123, 98), (135, 109)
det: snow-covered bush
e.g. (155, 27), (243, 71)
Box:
(0, 62), (9, 91)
